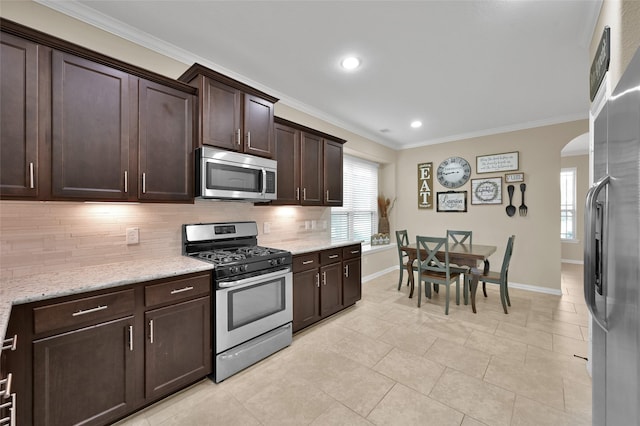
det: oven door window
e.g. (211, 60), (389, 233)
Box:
(206, 162), (262, 192)
(228, 278), (285, 330)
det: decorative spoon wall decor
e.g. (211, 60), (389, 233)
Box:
(506, 185), (516, 217)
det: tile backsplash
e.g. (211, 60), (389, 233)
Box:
(0, 200), (331, 280)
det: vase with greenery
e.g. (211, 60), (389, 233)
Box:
(377, 195), (395, 235)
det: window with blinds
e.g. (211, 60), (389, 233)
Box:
(560, 167), (577, 240)
(331, 155), (379, 244)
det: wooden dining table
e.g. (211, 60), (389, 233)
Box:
(401, 243), (497, 313)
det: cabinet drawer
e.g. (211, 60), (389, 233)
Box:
(33, 289), (135, 335)
(320, 248), (342, 265)
(145, 274), (211, 307)
(342, 244), (362, 260)
(293, 253), (319, 273)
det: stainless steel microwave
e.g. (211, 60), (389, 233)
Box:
(196, 146), (277, 201)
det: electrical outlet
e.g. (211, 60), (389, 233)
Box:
(126, 227), (139, 245)
(263, 222), (271, 234)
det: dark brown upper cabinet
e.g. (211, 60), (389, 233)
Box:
(179, 63), (278, 159)
(0, 32), (41, 198)
(0, 19), (197, 203)
(272, 117), (345, 206)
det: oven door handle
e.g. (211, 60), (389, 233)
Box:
(217, 267), (291, 288)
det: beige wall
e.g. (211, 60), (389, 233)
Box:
(560, 154), (589, 263)
(394, 121), (588, 292)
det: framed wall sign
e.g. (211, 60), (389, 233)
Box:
(471, 177), (502, 205)
(505, 172), (524, 183)
(476, 151), (519, 173)
(417, 162), (433, 209)
(436, 191), (467, 212)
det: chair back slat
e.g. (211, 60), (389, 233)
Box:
(396, 230), (409, 247)
(416, 236), (450, 276)
(499, 235), (516, 279)
(447, 230), (472, 245)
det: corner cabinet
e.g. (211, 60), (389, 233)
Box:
(272, 117), (346, 206)
(1, 20), (196, 203)
(292, 243), (361, 333)
(178, 63), (278, 159)
(5, 270), (212, 426)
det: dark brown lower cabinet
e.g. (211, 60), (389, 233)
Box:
(292, 244), (361, 333)
(33, 316), (135, 426)
(145, 296), (210, 401)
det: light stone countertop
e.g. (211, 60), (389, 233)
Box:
(268, 240), (363, 255)
(0, 256), (213, 355)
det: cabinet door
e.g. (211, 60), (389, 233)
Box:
(138, 79), (194, 202)
(201, 77), (241, 151)
(33, 316), (135, 426)
(300, 132), (323, 205)
(145, 297), (211, 401)
(293, 268), (321, 332)
(343, 258), (362, 306)
(320, 263), (343, 317)
(323, 139), (343, 206)
(51, 51), (132, 200)
(0, 33), (39, 198)
(273, 122), (300, 205)
(243, 94), (274, 158)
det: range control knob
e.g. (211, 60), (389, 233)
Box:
(242, 264), (249, 272)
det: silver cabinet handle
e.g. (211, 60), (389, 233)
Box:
(236, 129), (241, 146)
(296, 187), (300, 201)
(302, 260), (314, 265)
(29, 162), (34, 189)
(149, 320), (154, 344)
(322, 271), (327, 286)
(1, 335), (17, 351)
(124, 171), (128, 193)
(584, 174), (610, 333)
(128, 325), (134, 351)
(302, 187), (307, 201)
(315, 273), (320, 288)
(170, 286), (194, 295)
(247, 131), (251, 148)
(344, 265), (349, 278)
(72, 305), (107, 317)
(328, 254), (339, 259)
(0, 373), (12, 397)
(0, 393), (16, 426)
(350, 250), (360, 254)
(326, 190), (329, 201)
(142, 172), (146, 194)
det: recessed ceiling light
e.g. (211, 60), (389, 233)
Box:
(341, 56), (361, 70)
(411, 120), (423, 128)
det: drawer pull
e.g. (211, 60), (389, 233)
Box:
(170, 286), (194, 295)
(72, 305), (107, 317)
(350, 250), (360, 254)
(302, 260), (315, 265)
(328, 254), (339, 259)
(0, 373), (12, 397)
(1, 335), (17, 351)
(0, 393), (16, 426)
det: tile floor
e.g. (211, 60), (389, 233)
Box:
(116, 263), (591, 426)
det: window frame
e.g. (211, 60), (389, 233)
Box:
(560, 167), (577, 241)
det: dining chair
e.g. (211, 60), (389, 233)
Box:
(416, 236), (461, 315)
(467, 235), (515, 314)
(395, 230), (418, 290)
(447, 230), (473, 303)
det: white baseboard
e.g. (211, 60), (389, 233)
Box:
(508, 281), (563, 296)
(363, 266), (398, 283)
(561, 259), (584, 265)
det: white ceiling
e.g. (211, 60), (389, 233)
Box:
(37, 0), (601, 152)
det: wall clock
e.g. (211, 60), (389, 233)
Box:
(437, 156), (471, 188)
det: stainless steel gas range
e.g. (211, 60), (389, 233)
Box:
(182, 221), (292, 383)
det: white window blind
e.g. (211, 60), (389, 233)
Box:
(331, 155), (379, 244)
(560, 168), (577, 240)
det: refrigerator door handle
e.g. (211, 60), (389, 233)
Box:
(584, 174), (610, 332)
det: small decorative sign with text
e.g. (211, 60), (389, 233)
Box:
(476, 152), (519, 174)
(417, 162), (433, 209)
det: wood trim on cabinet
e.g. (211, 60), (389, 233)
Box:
(274, 116), (346, 144)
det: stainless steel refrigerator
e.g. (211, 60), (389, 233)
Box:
(585, 46), (640, 425)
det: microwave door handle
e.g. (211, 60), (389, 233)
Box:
(261, 168), (267, 197)
(584, 174), (609, 332)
